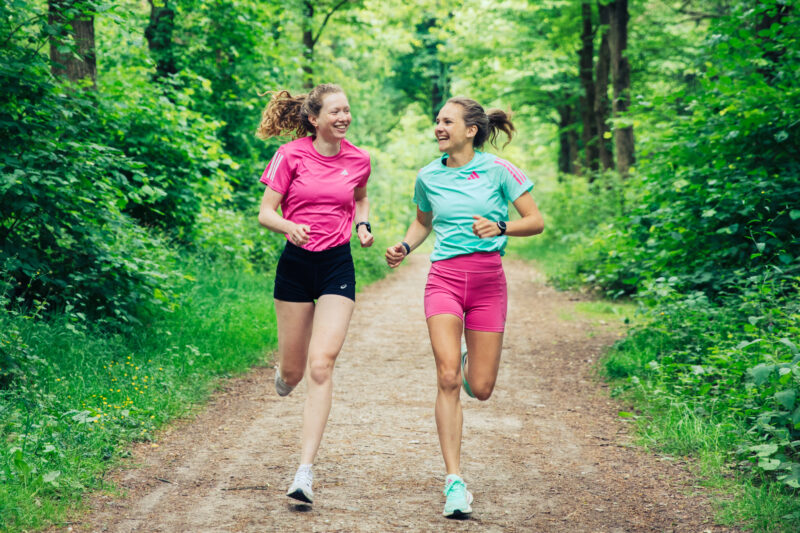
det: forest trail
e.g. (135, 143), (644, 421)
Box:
(68, 255), (738, 533)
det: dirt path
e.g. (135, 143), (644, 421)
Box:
(70, 256), (738, 532)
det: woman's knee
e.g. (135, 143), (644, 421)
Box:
(307, 355), (335, 385)
(437, 369), (461, 393)
(282, 367), (304, 386)
(471, 383), (494, 401)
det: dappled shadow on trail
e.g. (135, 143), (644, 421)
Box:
(67, 255), (738, 532)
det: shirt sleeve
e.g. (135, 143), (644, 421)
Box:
(412, 173), (431, 212)
(259, 146), (292, 194)
(357, 154), (371, 188)
(495, 159), (534, 202)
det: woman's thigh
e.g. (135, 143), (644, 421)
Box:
(274, 299), (315, 375)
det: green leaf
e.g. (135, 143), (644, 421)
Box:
(759, 457), (782, 471)
(617, 411), (634, 418)
(779, 338), (798, 355)
(736, 339), (762, 350)
(778, 465), (800, 489)
(750, 443), (779, 457)
(790, 210), (800, 221)
(43, 471), (61, 484)
(747, 363), (774, 386)
(775, 389), (796, 410)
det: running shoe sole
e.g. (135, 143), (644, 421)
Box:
(287, 485), (313, 504)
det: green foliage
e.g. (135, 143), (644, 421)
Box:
(574, 2), (800, 298)
(0, 259), (276, 532)
(0, 31), (179, 320)
(604, 279), (800, 494)
(192, 206), (284, 272)
(99, 73), (236, 238)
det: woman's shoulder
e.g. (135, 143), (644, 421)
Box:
(273, 136), (314, 163)
(341, 139), (370, 161)
(477, 152), (525, 176)
(418, 156), (447, 176)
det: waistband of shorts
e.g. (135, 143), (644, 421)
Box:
(431, 251), (502, 272)
(283, 240), (352, 261)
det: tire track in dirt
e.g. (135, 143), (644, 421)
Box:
(67, 255), (738, 532)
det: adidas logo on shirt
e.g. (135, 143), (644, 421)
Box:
(341, 169), (349, 176)
(468, 172), (480, 180)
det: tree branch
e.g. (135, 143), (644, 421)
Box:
(311, 0), (350, 47)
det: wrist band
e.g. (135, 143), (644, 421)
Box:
(401, 242), (411, 256)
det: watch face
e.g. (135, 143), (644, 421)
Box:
(498, 221), (507, 234)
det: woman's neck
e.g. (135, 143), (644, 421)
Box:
(313, 136), (342, 157)
(446, 146), (475, 168)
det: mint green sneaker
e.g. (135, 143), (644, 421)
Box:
(443, 474), (473, 518)
(461, 342), (476, 399)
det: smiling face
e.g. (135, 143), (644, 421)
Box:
(309, 92), (351, 143)
(434, 102), (477, 154)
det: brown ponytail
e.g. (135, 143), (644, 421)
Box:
(446, 97), (515, 149)
(256, 83), (344, 140)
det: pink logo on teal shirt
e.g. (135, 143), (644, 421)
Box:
(468, 172), (480, 180)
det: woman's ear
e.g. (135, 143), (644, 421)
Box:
(466, 124), (478, 140)
(308, 115), (318, 128)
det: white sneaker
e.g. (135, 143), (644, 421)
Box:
(274, 368), (296, 397)
(287, 465), (313, 503)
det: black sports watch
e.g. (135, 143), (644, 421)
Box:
(356, 221), (372, 233)
(497, 220), (507, 236)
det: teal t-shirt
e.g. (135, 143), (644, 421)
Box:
(413, 151), (534, 262)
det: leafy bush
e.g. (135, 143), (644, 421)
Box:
(574, 2), (800, 299)
(99, 74), (236, 240)
(0, 45), (179, 320)
(192, 206), (283, 272)
(604, 279), (800, 489)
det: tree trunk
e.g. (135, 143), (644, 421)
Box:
(557, 104), (578, 176)
(579, 2), (599, 175)
(145, 0), (177, 81)
(755, 3), (792, 84)
(594, 1), (614, 171)
(609, 0), (634, 177)
(48, 0), (96, 87)
(302, 0), (315, 89)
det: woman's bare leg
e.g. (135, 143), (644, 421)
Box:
(274, 299), (315, 386)
(463, 329), (504, 401)
(427, 314), (464, 475)
(299, 294), (355, 464)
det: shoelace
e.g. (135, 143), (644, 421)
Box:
(445, 479), (465, 497)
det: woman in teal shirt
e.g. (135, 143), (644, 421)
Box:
(386, 97), (544, 518)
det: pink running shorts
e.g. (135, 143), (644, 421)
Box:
(424, 252), (507, 332)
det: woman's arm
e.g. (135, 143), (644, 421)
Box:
(471, 191), (544, 238)
(385, 208), (433, 268)
(258, 187), (311, 246)
(353, 186), (373, 248)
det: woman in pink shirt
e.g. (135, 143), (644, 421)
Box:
(256, 83), (373, 505)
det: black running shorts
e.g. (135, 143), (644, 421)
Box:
(273, 241), (356, 302)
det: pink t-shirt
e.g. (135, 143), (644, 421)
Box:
(260, 136), (371, 252)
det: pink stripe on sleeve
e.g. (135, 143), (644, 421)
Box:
(494, 159), (525, 185)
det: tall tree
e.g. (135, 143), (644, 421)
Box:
(393, 16), (451, 120)
(145, 0), (177, 81)
(301, 0), (351, 88)
(594, 1), (613, 171)
(557, 101), (579, 175)
(609, 0), (634, 176)
(48, 0), (96, 87)
(579, 2), (599, 174)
